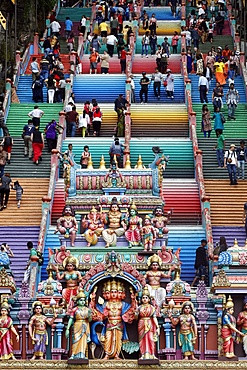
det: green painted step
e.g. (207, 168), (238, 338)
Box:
(198, 137), (245, 179)
(62, 137), (195, 179)
(3, 138), (52, 178)
(193, 103), (247, 139)
(57, 7), (92, 22)
(199, 36), (234, 54)
(6, 103), (63, 136)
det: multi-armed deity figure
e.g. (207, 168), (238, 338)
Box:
(124, 203), (143, 248)
(137, 286), (160, 360)
(82, 206), (104, 247)
(169, 301), (198, 360)
(90, 279), (137, 360)
(101, 199), (126, 248)
(55, 205), (78, 247)
(0, 301), (19, 360)
(28, 301), (57, 360)
(145, 254), (173, 308)
(221, 296), (244, 358)
(65, 289), (92, 360)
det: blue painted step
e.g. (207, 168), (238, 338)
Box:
(143, 6), (181, 20)
(41, 226), (61, 281)
(189, 74), (246, 104)
(168, 226), (206, 283)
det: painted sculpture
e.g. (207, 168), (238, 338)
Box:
(82, 206), (104, 247)
(237, 296), (247, 355)
(54, 255), (82, 307)
(28, 301), (57, 360)
(65, 289), (92, 360)
(169, 301), (198, 360)
(90, 279), (137, 360)
(140, 216), (157, 251)
(137, 286), (159, 360)
(55, 205), (78, 247)
(101, 199), (125, 248)
(221, 296), (244, 358)
(0, 301), (19, 360)
(124, 203), (143, 248)
(151, 206), (171, 238)
(145, 254), (172, 307)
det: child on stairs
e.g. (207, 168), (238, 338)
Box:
(12, 181), (23, 208)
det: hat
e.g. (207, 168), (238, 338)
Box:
(142, 71), (146, 75)
(230, 143), (236, 148)
(217, 46), (222, 50)
(167, 69), (171, 72)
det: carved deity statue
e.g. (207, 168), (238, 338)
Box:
(0, 301), (19, 360)
(28, 301), (57, 360)
(169, 301), (198, 360)
(101, 200), (125, 248)
(140, 216), (157, 251)
(82, 206), (104, 246)
(237, 296), (247, 356)
(145, 254), (172, 308)
(151, 206), (171, 238)
(221, 296), (244, 358)
(89, 279), (137, 360)
(55, 205), (78, 247)
(137, 286), (160, 360)
(124, 203), (143, 248)
(65, 289), (92, 360)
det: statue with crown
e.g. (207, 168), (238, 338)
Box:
(89, 279), (138, 360)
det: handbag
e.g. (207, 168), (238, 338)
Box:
(220, 113), (226, 123)
(163, 80), (168, 87)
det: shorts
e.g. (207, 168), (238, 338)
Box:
(3, 146), (12, 153)
(195, 265), (206, 278)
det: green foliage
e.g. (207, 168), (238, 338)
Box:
(122, 341), (139, 354)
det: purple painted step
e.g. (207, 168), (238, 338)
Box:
(0, 226), (40, 288)
(212, 226), (246, 247)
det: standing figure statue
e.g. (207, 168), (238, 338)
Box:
(145, 254), (172, 308)
(140, 216), (157, 251)
(221, 296), (244, 358)
(0, 301), (19, 360)
(237, 296), (247, 356)
(28, 301), (57, 360)
(169, 301), (198, 360)
(82, 206), (104, 247)
(151, 206), (171, 238)
(124, 203), (143, 248)
(102, 199), (125, 248)
(90, 279), (137, 360)
(55, 205), (78, 247)
(54, 255), (82, 308)
(137, 286), (159, 360)
(65, 289), (92, 360)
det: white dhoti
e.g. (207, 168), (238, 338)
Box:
(147, 284), (166, 308)
(102, 228), (125, 246)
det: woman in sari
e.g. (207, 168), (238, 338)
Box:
(65, 290), (92, 359)
(124, 204), (142, 247)
(137, 286), (159, 360)
(0, 302), (19, 360)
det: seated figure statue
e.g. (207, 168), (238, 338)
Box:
(82, 206), (104, 246)
(55, 205), (78, 247)
(102, 199), (125, 248)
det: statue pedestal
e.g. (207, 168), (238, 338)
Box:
(68, 358), (89, 365)
(138, 250), (155, 256)
(218, 356), (239, 361)
(138, 359), (160, 365)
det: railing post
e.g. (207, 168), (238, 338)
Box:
(33, 32), (39, 55)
